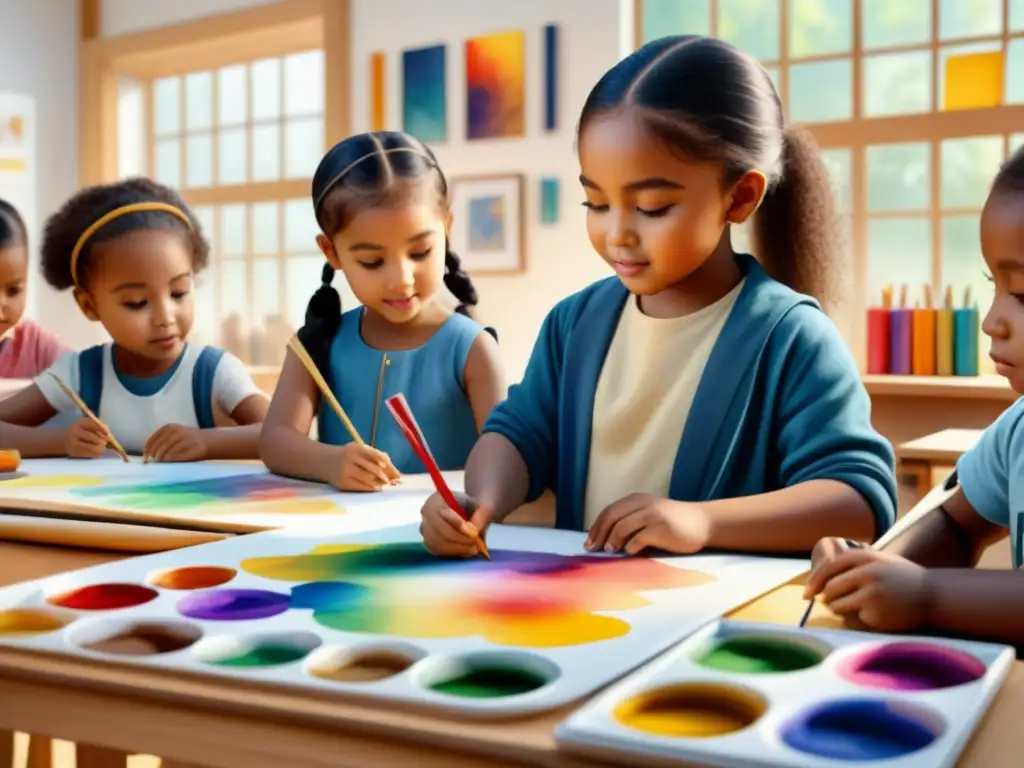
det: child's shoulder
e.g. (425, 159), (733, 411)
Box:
(980, 397), (1024, 454)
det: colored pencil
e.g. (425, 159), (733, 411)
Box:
(286, 335), (363, 445)
(385, 392), (491, 560)
(48, 374), (130, 463)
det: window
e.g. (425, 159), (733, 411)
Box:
(639, 0), (1024, 372)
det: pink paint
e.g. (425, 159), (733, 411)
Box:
(837, 642), (985, 691)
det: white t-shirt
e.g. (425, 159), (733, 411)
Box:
(34, 343), (261, 455)
(583, 280), (745, 529)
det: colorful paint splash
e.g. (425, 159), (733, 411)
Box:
(225, 542), (717, 648)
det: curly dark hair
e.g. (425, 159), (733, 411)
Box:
(0, 198), (27, 250)
(40, 177), (209, 291)
(578, 35), (842, 309)
(992, 143), (1024, 196)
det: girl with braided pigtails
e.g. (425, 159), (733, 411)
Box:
(260, 131), (507, 492)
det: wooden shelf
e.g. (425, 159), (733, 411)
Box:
(861, 374), (1018, 401)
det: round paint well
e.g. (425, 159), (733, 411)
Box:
(193, 631), (321, 667)
(176, 588), (291, 621)
(68, 618), (202, 656)
(779, 699), (942, 761)
(47, 583), (159, 611)
(149, 566), (237, 590)
(416, 651), (559, 699)
(307, 643), (425, 683)
(836, 642), (986, 691)
(613, 683), (766, 738)
(0, 608), (75, 637)
(695, 633), (827, 674)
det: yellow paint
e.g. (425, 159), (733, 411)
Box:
(232, 498), (342, 515)
(0, 608), (70, 636)
(944, 51), (1004, 111)
(477, 611), (631, 647)
(613, 684), (766, 738)
(0, 475), (101, 488)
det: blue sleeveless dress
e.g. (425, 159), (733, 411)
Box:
(317, 308), (483, 473)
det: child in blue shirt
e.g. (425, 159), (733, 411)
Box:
(260, 131), (507, 492)
(805, 146), (1024, 647)
(0, 178), (267, 460)
(420, 35), (897, 558)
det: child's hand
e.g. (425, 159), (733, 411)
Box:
(804, 548), (932, 632)
(143, 424), (208, 463)
(586, 493), (711, 555)
(332, 443), (399, 491)
(64, 417), (110, 458)
(805, 537), (863, 595)
(420, 491), (493, 557)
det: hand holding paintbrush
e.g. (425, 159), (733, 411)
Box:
(48, 374), (130, 462)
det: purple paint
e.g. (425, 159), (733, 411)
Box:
(837, 642), (985, 691)
(177, 589), (290, 621)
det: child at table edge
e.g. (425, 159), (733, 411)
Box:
(806, 145), (1024, 649)
(419, 36), (898, 558)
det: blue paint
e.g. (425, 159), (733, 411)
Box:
(779, 699), (937, 761)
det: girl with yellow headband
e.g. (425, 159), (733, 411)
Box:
(260, 131), (507, 491)
(0, 178), (268, 461)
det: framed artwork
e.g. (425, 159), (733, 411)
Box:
(402, 44), (446, 143)
(370, 52), (386, 131)
(543, 24), (559, 131)
(449, 174), (525, 274)
(540, 176), (559, 224)
(465, 30), (526, 140)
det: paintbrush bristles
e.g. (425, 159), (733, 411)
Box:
(286, 336), (363, 445)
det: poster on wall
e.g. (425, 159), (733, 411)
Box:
(0, 93), (36, 317)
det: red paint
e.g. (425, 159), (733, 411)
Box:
(49, 583), (159, 611)
(469, 588), (575, 618)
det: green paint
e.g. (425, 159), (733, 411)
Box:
(696, 637), (823, 674)
(212, 643), (310, 667)
(429, 665), (548, 698)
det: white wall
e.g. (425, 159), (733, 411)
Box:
(351, 0), (626, 378)
(0, 0), (101, 348)
(100, 0), (279, 37)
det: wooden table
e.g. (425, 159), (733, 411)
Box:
(0, 541), (1021, 767)
(897, 428), (984, 507)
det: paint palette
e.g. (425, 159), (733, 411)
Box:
(555, 619), (1014, 767)
(0, 523), (809, 719)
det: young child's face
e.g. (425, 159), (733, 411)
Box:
(0, 244), (27, 338)
(980, 191), (1024, 393)
(75, 229), (195, 364)
(577, 109), (764, 295)
(320, 201), (447, 324)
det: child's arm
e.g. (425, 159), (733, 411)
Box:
(199, 352), (269, 460)
(701, 307), (896, 553)
(462, 331), (507, 431)
(0, 352), (78, 456)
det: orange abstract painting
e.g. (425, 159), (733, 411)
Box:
(465, 30), (525, 140)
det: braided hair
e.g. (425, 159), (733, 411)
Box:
(298, 131), (483, 374)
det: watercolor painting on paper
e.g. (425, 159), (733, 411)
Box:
(465, 30), (525, 140)
(402, 44), (446, 143)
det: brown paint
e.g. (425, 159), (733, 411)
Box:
(83, 623), (201, 656)
(311, 651), (414, 683)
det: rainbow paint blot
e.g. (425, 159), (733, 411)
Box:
(234, 542), (716, 648)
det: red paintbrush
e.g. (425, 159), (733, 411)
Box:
(385, 393), (491, 560)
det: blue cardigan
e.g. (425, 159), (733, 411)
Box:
(482, 255), (897, 537)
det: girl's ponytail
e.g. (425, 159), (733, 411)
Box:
(296, 262), (342, 377)
(443, 243), (479, 316)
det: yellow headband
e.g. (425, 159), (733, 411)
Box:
(70, 202), (194, 288)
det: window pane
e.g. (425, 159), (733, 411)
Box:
(185, 133), (213, 188)
(117, 78), (144, 179)
(253, 258), (281, 318)
(154, 139), (180, 188)
(284, 198), (319, 252)
(287, 255), (327, 331)
(939, 41), (1002, 110)
(866, 143), (930, 212)
(788, 60), (852, 122)
(220, 204), (247, 256)
(217, 128), (247, 185)
(789, 0), (852, 58)
(939, 0), (1001, 40)
(718, 0), (780, 61)
(284, 50), (324, 116)
(252, 202), (280, 254)
(642, 0), (710, 40)
(192, 205), (215, 247)
(218, 64), (247, 126)
(941, 214), (991, 371)
(862, 0), (930, 49)
(184, 72), (213, 132)
(219, 260), (249, 331)
(153, 77), (181, 137)
(1013, 133), (1024, 151)
(285, 117), (323, 178)
(820, 147), (852, 210)
(867, 218), (931, 306)
(1013, 0), (1024, 30)
(941, 136), (1004, 209)
(1008, 39), (1024, 104)
(863, 51), (931, 116)
(252, 124), (281, 182)
(251, 57), (282, 121)
(192, 270), (216, 347)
